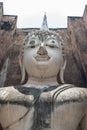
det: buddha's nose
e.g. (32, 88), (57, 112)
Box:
(37, 43), (48, 55)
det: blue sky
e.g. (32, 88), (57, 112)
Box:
(0, 0), (87, 28)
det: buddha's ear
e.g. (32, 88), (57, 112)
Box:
(59, 58), (67, 84)
(19, 55), (26, 84)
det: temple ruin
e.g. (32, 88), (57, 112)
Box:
(0, 2), (87, 87)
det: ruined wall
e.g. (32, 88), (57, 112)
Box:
(83, 5), (87, 29)
(0, 2), (87, 87)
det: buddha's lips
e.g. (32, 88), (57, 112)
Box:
(34, 55), (50, 61)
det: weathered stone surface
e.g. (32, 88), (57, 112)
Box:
(0, 2), (87, 87)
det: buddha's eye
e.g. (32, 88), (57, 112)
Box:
(49, 44), (55, 48)
(49, 40), (56, 48)
(46, 39), (59, 48)
(30, 45), (35, 48)
(28, 39), (38, 48)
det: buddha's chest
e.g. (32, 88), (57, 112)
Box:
(31, 96), (85, 130)
(30, 85), (87, 130)
(0, 85), (87, 130)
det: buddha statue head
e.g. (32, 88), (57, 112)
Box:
(19, 14), (67, 85)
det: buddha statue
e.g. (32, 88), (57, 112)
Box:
(0, 14), (87, 130)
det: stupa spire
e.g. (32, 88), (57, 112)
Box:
(40, 12), (49, 31)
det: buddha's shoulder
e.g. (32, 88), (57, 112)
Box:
(40, 84), (87, 103)
(51, 84), (87, 104)
(0, 86), (34, 107)
(0, 85), (32, 98)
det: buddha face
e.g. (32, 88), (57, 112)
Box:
(22, 31), (64, 80)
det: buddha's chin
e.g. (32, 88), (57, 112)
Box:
(36, 63), (48, 69)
